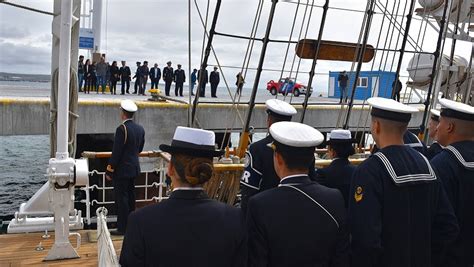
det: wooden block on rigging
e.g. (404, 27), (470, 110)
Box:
(295, 39), (375, 63)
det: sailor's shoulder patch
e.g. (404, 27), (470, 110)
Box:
(354, 186), (363, 202)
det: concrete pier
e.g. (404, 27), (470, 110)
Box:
(0, 96), (426, 150)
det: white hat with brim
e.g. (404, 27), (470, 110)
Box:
(327, 129), (356, 144)
(159, 126), (223, 157)
(269, 121), (323, 147)
(265, 99), (297, 118)
(439, 98), (474, 121)
(121, 99), (138, 113)
(430, 109), (441, 121)
(367, 97), (418, 123)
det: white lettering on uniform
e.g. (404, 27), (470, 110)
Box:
(241, 171), (251, 183)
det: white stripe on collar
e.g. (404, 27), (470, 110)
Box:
(280, 174), (309, 184)
(122, 118), (133, 123)
(445, 145), (474, 168)
(172, 187), (204, 192)
(374, 152), (436, 184)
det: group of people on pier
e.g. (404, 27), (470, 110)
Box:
(78, 55), (246, 98)
(105, 96), (473, 266)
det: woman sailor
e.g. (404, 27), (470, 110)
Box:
(315, 129), (356, 208)
(120, 126), (247, 267)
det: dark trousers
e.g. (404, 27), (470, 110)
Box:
(165, 80), (172, 96)
(175, 82), (184, 96)
(134, 77), (140, 94)
(139, 77), (147, 95)
(211, 83), (218, 97)
(121, 78), (130, 94)
(199, 83), (207, 97)
(151, 79), (159, 89)
(392, 91), (401, 102)
(110, 80), (117, 94)
(113, 177), (136, 233)
(237, 84), (243, 94)
(339, 86), (347, 103)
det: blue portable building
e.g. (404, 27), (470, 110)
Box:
(328, 70), (397, 101)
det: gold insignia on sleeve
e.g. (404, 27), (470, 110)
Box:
(354, 186), (363, 202)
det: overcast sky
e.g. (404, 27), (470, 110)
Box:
(0, 0), (471, 91)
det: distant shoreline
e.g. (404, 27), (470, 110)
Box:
(0, 72), (50, 83)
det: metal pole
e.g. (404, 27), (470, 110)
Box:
(188, 0), (192, 127)
(343, 0), (375, 130)
(237, 0), (279, 157)
(92, 0), (102, 53)
(419, 0), (450, 134)
(300, 0), (329, 123)
(191, 0), (222, 126)
(56, 0), (73, 158)
(446, 0), (462, 97)
(391, 0), (416, 100)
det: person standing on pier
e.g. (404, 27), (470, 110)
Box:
(133, 61), (141, 94)
(190, 68), (197, 96)
(120, 61), (131, 95)
(430, 99), (474, 266)
(139, 61), (149, 96)
(106, 100), (145, 236)
(163, 61), (174, 96)
(78, 55), (84, 92)
(109, 61), (120, 95)
(236, 72), (245, 95)
(349, 97), (458, 267)
(149, 63), (161, 89)
(174, 64), (186, 97)
(392, 77), (403, 102)
(120, 126), (246, 266)
(210, 66), (220, 98)
(337, 71), (348, 103)
(197, 67), (208, 97)
(96, 57), (108, 94)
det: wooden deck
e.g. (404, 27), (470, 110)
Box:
(0, 230), (122, 266)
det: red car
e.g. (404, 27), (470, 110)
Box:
(266, 78), (311, 97)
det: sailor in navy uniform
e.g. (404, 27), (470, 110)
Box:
(247, 122), (349, 266)
(349, 97), (459, 267)
(106, 100), (145, 236)
(315, 129), (356, 208)
(430, 98), (474, 267)
(403, 129), (428, 155)
(426, 108), (444, 159)
(240, 99), (297, 213)
(120, 127), (246, 267)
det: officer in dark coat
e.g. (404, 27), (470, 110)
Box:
(148, 63), (161, 89)
(210, 66), (220, 98)
(247, 121), (349, 266)
(426, 109), (444, 159)
(349, 97), (459, 267)
(197, 67), (208, 97)
(132, 62), (141, 94)
(120, 126), (246, 267)
(315, 129), (356, 208)
(120, 61), (131, 95)
(162, 61), (174, 96)
(173, 64), (186, 97)
(106, 100), (145, 235)
(240, 99), (296, 213)
(430, 98), (474, 267)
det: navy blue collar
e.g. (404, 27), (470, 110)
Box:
(169, 189), (209, 200)
(279, 175), (312, 186)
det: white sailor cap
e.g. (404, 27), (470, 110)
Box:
(121, 99), (138, 113)
(159, 126), (223, 157)
(367, 97), (418, 123)
(327, 129), (355, 144)
(265, 99), (297, 118)
(439, 98), (474, 121)
(269, 121), (324, 148)
(430, 109), (441, 121)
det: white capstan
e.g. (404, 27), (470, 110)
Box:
(265, 99), (297, 117)
(269, 121), (324, 147)
(120, 99), (138, 112)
